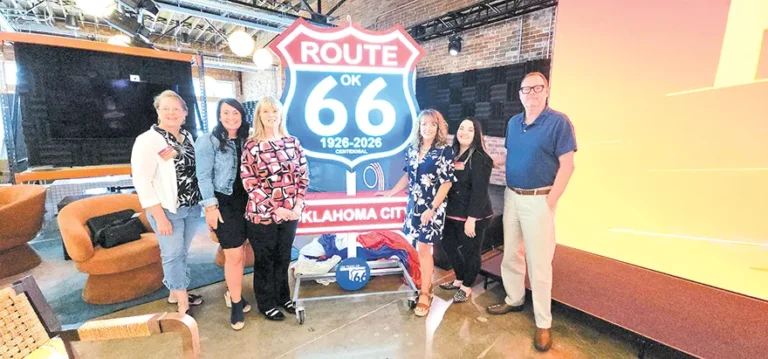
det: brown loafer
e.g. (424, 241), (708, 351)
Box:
(486, 302), (524, 315)
(534, 328), (552, 352)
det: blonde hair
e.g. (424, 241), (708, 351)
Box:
(413, 109), (449, 149)
(153, 90), (188, 125)
(249, 95), (288, 141)
(153, 90), (188, 111)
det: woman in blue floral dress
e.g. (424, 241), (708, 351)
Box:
(385, 109), (456, 317)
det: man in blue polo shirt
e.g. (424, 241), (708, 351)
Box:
(486, 72), (577, 352)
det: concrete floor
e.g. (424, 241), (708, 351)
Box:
(68, 262), (691, 359)
(8, 186), (693, 358)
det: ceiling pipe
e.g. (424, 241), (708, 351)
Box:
(156, 0), (330, 28)
(154, 2), (283, 33)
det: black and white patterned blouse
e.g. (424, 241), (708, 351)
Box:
(153, 125), (201, 207)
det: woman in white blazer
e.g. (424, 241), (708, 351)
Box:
(131, 90), (203, 315)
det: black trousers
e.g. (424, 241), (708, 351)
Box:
(442, 218), (488, 287)
(246, 220), (299, 312)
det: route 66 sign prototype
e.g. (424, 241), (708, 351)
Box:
(269, 19), (425, 171)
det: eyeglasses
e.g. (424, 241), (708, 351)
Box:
(519, 85), (546, 94)
(159, 107), (185, 113)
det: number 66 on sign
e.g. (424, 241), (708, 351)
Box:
(270, 19), (426, 171)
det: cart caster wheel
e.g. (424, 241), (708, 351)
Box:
(297, 310), (305, 325)
(408, 299), (417, 309)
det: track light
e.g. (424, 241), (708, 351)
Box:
(448, 34), (462, 56)
(105, 11), (152, 45)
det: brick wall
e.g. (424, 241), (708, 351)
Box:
(323, 0), (556, 77)
(323, 0), (556, 185)
(417, 9), (556, 77)
(241, 67), (283, 102)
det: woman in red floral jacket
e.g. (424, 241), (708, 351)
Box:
(241, 95), (309, 321)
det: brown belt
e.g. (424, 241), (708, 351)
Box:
(508, 186), (551, 196)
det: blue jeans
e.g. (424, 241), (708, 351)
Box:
(147, 206), (201, 290)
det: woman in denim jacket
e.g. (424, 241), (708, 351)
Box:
(194, 98), (251, 330)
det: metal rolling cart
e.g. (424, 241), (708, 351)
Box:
(292, 256), (419, 325)
(292, 191), (417, 324)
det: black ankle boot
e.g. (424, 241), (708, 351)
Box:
(230, 300), (245, 330)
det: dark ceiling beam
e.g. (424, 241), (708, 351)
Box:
(155, 2), (285, 33)
(325, 0), (345, 16)
(220, 0), (331, 26)
(406, 0), (557, 42)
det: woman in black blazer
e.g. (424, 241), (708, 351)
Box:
(440, 118), (494, 302)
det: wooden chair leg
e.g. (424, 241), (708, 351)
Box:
(64, 340), (76, 358)
(158, 313), (200, 359)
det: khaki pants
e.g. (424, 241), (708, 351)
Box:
(501, 187), (556, 329)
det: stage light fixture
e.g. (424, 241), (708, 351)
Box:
(180, 32), (191, 45)
(252, 48), (274, 69)
(76, 0), (116, 17)
(64, 14), (79, 29)
(228, 30), (254, 57)
(105, 11), (153, 45)
(448, 34), (462, 56)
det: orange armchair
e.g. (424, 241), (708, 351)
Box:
(0, 185), (46, 278)
(57, 194), (164, 304)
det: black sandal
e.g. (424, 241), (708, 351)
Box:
(230, 300), (246, 330)
(281, 300), (296, 314)
(224, 291), (252, 313)
(263, 308), (285, 321)
(168, 293), (203, 306)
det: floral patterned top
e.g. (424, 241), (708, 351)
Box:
(403, 144), (456, 244)
(241, 136), (309, 225)
(153, 125), (201, 207)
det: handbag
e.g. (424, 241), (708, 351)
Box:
(86, 209), (135, 245)
(86, 209), (144, 248)
(94, 217), (145, 248)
